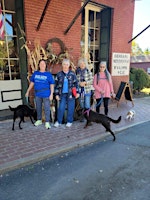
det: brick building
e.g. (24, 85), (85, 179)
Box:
(0, 0), (135, 110)
(131, 55), (150, 74)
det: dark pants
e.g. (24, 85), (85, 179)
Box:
(96, 97), (109, 115)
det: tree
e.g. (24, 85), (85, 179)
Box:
(144, 48), (150, 55)
(130, 67), (150, 93)
(131, 41), (143, 56)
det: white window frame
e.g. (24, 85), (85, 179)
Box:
(0, 0), (19, 81)
(84, 4), (101, 57)
(81, 3), (103, 73)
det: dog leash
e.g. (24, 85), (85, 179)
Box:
(25, 96), (29, 104)
(82, 95), (104, 117)
(95, 95), (104, 108)
(25, 96), (35, 109)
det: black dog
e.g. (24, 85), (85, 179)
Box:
(78, 108), (121, 141)
(9, 105), (37, 130)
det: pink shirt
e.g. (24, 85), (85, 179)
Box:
(93, 72), (114, 99)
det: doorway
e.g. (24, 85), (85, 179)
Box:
(81, 3), (112, 73)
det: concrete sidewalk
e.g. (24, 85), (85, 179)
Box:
(0, 97), (150, 174)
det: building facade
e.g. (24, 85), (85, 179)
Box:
(0, 0), (135, 110)
(131, 55), (150, 74)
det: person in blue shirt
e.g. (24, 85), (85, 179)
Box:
(54, 59), (79, 128)
(25, 59), (55, 129)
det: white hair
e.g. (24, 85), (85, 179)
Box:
(62, 58), (70, 66)
(100, 61), (107, 66)
(78, 58), (88, 68)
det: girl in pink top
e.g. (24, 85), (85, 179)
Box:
(93, 61), (115, 115)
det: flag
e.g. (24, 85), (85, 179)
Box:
(0, 3), (4, 39)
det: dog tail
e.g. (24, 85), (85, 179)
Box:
(109, 116), (121, 124)
(8, 106), (15, 111)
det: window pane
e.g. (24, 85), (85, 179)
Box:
(7, 36), (17, 58)
(88, 28), (94, 42)
(5, 14), (13, 36)
(0, 41), (7, 58)
(88, 10), (94, 28)
(3, 59), (19, 80)
(10, 60), (20, 80)
(0, 1), (19, 81)
(81, 9), (85, 26)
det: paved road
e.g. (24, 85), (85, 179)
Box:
(0, 121), (150, 200)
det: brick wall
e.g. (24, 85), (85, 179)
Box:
(23, 0), (135, 92)
(24, 0), (81, 64)
(130, 62), (150, 74)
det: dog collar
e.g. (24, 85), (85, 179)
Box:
(83, 108), (91, 116)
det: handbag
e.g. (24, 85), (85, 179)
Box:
(72, 87), (77, 97)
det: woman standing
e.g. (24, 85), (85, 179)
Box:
(25, 59), (55, 129)
(54, 59), (79, 128)
(76, 58), (93, 110)
(93, 61), (115, 115)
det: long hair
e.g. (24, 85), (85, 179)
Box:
(97, 61), (111, 84)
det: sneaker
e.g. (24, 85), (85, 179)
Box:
(54, 121), (60, 128)
(34, 120), (42, 126)
(45, 122), (51, 129)
(66, 122), (72, 127)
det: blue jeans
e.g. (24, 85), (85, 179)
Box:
(35, 96), (50, 122)
(79, 94), (91, 109)
(57, 94), (75, 124)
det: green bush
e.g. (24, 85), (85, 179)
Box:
(130, 67), (150, 93)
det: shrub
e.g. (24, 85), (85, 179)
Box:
(130, 67), (150, 93)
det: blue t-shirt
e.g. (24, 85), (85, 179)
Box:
(62, 76), (68, 93)
(30, 71), (55, 97)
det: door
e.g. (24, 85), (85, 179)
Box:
(81, 3), (112, 74)
(99, 8), (112, 71)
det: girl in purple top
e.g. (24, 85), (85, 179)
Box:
(93, 61), (115, 115)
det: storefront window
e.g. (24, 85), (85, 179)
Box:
(81, 4), (102, 73)
(0, 0), (19, 80)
